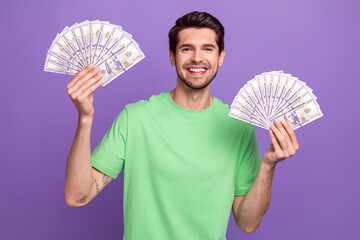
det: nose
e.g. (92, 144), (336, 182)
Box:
(190, 48), (202, 63)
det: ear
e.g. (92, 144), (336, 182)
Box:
(169, 50), (175, 66)
(218, 50), (225, 66)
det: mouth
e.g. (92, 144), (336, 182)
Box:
(186, 66), (208, 75)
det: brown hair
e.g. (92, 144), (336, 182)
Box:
(168, 11), (225, 56)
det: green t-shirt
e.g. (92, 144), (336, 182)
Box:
(91, 92), (261, 240)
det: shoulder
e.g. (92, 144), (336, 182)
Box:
(124, 92), (168, 117)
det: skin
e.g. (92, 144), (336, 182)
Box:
(64, 27), (300, 235)
(64, 66), (113, 207)
(169, 28), (225, 110)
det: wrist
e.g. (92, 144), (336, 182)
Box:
(261, 160), (276, 173)
(78, 114), (93, 125)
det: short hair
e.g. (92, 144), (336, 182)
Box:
(168, 11), (225, 56)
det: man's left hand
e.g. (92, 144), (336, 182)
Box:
(263, 119), (300, 169)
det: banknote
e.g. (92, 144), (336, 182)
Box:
(229, 71), (323, 130)
(44, 20), (145, 86)
(96, 42), (145, 86)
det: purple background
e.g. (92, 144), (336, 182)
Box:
(1, 0), (359, 239)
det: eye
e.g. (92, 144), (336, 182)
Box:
(204, 48), (213, 51)
(181, 48), (191, 52)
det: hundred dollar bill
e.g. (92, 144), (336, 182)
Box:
(270, 98), (323, 130)
(44, 60), (77, 75)
(45, 20), (145, 86)
(95, 41), (145, 86)
(115, 42), (145, 71)
(70, 24), (88, 66)
(93, 22), (115, 64)
(48, 34), (84, 69)
(88, 21), (104, 64)
(70, 21), (90, 65)
(94, 32), (133, 66)
(229, 106), (268, 129)
(94, 41), (132, 86)
(45, 52), (81, 72)
(229, 71), (323, 130)
(232, 88), (267, 124)
(246, 79), (266, 117)
(271, 83), (316, 119)
(61, 26), (87, 67)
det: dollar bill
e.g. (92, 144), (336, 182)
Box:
(270, 97), (323, 130)
(229, 71), (323, 130)
(95, 41), (145, 86)
(44, 20), (145, 86)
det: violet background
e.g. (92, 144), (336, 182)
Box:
(1, 0), (359, 239)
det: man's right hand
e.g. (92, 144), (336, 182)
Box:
(66, 64), (103, 119)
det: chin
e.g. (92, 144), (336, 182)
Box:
(182, 79), (213, 90)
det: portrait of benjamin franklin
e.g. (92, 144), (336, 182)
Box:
(284, 111), (300, 129)
(105, 58), (123, 79)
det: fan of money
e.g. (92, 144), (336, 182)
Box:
(229, 71), (323, 130)
(44, 20), (145, 86)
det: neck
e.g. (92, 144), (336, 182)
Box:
(170, 80), (213, 111)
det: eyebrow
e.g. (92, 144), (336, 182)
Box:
(178, 43), (216, 48)
(203, 44), (216, 48)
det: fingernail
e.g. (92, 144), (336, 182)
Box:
(275, 119), (280, 124)
(282, 120), (287, 124)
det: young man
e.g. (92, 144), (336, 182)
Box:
(64, 11), (299, 239)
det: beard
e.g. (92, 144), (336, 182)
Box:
(175, 60), (219, 90)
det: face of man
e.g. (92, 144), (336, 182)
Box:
(169, 28), (225, 90)
(285, 112), (296, 123)
(107, 58), (120, 71)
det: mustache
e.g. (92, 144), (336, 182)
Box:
(183, 62), (210, 69)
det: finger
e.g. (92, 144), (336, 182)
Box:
(67, 64), (94, 89)
(277, 119), (296, 155)
(68, 67), (101, 96)
(269, 129), (281, 152)
(275, 119), (294, 149)
(77, 79), (102, 102)
(274, 119), (290, 139)
(74, 72), (103, 99)
(270, 122), (289, 154)
(281, 120), (300, 151)
(69, 67), (100, 94)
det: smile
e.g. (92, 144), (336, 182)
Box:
(186, 67), (208, 75)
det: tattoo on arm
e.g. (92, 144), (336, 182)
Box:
(95, 179), (100, 194)
(102, 174), (110, 186)
(76, 195), (87, 204)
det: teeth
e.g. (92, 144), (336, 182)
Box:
(189, 68), (206, 72)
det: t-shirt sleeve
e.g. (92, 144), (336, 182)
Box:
(91, 107), (128, 179)
(234, 126), (261, 196)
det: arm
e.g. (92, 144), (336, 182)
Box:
(232, 119), (299, 233)
(63, 65), (109, 207)
(65, 167), (113, 207)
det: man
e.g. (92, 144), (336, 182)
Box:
(64, 11), (299, 239)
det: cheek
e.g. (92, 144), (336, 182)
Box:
(176, 57), (185, 67)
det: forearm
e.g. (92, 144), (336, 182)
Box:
(64, 116), (94, 205)
(236, 161), (276, 233)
